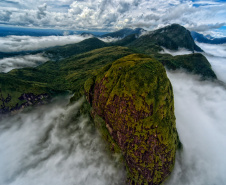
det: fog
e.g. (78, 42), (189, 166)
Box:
(166, 71), (226, 185)
(0, 54), (49, 73)
(159, 47), (193, 56)
(0, 34), (92, 53)
(99, 37), (122, 43)
(196, 42), (226, 83)
(1, 38), (226, 185)
(163, 43), (226, 184)
(0, 96), (125, 185)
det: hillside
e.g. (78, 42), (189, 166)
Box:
(44, 37), (109, 60)
(101, 28), (145, 38)
(85, 54), (180, 184)
(191, 31), (226, 44)
(128, 24), (203, 53)
(0, 46), (133, 113)
(0, 24), (218, 114)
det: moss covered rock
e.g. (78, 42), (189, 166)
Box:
(85, 54), (180, 185)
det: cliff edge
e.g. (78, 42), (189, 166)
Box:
(85, 54), (180, 184)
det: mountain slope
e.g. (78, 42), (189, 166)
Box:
(129, 24), (203, 53)
(154, 53), (217, 79)
(44, 37), (109, 60)
(0, 46), (133, 114)
(101, 28), (145, 38)
(191, 31), (226, 44)
(85, 54), (180, 184)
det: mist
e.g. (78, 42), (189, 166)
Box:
(159, 47), (193, 56)
(163, 43), (226, 184)
(195, 42), (226, 83)
(0, 34), (92, 53)
(99, 37), (122, 43)
(0, 54), (49, 73)
(0, 96), (125, 185)
(165, 71), (226, 185)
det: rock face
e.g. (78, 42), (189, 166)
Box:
(85, 54), (180, 184)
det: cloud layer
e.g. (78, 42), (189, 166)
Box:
(0, 0), (225, 34)
(0, 34), (90, 53)
(158, 43), (226, 184)
(0, 53), (48, 73)
(196, 42), (226, 83)
(0, 97), (125, 185)
(166, 70), (226, 185)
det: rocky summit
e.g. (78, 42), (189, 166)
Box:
(85, 54), (180, 185)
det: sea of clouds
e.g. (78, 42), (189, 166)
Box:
(1, 35), (226, 185)
(196, 42), (226, 83)
(0, 34), (91, 53)
(0, 97), (125, 185)
(164, 43), (226, 185)
(0, 34), (93, 73)
(0, 54), (49, 73)
(166, 71), (226, 185)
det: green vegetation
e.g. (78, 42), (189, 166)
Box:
(0, 46), (133, 112)
(85, 54), (180, 184)
(153, 53), (217, 79)
(44, 37), (109, 60)
(127, 24), (202, 52)
(0, 24), (219, 185)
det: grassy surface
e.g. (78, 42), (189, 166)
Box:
(0, 46), (133, 111)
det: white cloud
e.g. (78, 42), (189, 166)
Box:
(37, 3), (47, 19)
(0, 0), (226, 32)
(0, 97), (125, 185)
(164, 43), (226, 184)
(0, 53), (48, 73)
(165, 70), (226, 185)
(159, 47), (193, 56)
(0, 34), (90, 52)
(196, 42), (226, 58)
(195, 42), (226, 83)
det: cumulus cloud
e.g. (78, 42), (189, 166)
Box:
(0, 54), (48, 73)
(0, 34), (90, 53)
(37, 3), (47, 19)
(165, 70), (226, 185)
(0, 96), (125, 185)
(0, 10), (12, 22)
(186, 22), (226, 32)
(0, 0), (226, 32)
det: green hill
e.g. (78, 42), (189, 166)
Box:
(0, 46), (133, 113)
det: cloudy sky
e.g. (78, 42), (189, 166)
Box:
(0, 0), (226, 34)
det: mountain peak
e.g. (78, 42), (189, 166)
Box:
(101, 27), (146, 38)
(130, 24), (203, 52)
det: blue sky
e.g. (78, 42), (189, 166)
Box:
(0, 0), (225, 35)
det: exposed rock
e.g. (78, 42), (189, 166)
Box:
(85, 54), (180, 185)
(0, 91), (50, 115)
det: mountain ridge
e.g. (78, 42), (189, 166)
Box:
(191, 31), (226, 44)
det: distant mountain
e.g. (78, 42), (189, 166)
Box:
(191, 31), (226, 44)
(44, 37), (109, 60)
(101, 28), (146, 38)
(80, 32), (95, 37)
(128, 24), (203, 53)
